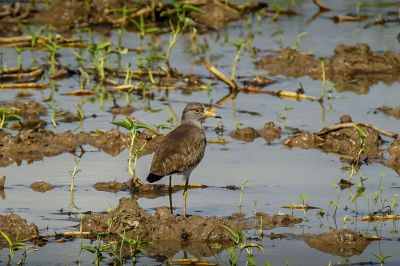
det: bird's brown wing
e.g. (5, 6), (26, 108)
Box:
(148, 124), (206, 180)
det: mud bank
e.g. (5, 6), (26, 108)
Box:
(82, 197), (301, 257)
(0, 128), (162, 167)
(0, 214), (38, 248)
(306, 229), (370, 257)
(28, 0), (267, 31)
(257, 43), (400, 93)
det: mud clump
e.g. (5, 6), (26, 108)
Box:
(230, 121), (281, 143)
(190, 2), (241, 30)
(257, 49), (321, 78)
(257, 44), (400, 94)
(230, 127), (259, 142)
(2, 101), (47, 118)
(82, 197), (301, 257)
(109, 105), (134, 116)
(377, 106), (400, 120)
(0, 176), (5, 189)
(306, 229), (369, 257)
(0, 214), (38, 248)
(284, 115), (383, 160)
(386, 138), (400, 174)
(93, 180), (207, 199)
(31, 181), (56, 193)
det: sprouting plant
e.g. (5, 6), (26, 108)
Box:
(318, 58), (328, 101)
(237, 179), (249, 212)
(329, 183), (340, 219)
(81, 231), (112, 266)
(132, 15), (159, 39)
(230, 40), (247, 81)
(223, 225), (263, 266)
(372, 253), (392, 266)
(82, 243), (110, 266)
(43, 36), (61, 74)
(161, 3), (202, 67)
(277, 105), (294, 131)
(118, 233), (150, 264)
(353, 125), (367, 165)
(15, 47), (29, 69)
(88, 41), (111, 65)
(111, 117), (161, 186)
(0, 230), (26, 264)
(0, 107), (21, 129)
(390, 194), (399, 214)
(292, 32), (308, 51)
(69, 158), (81, 212)
(45, 101), (58, 128)
(299, 194), (309, 206)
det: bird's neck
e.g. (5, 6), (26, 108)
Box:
(181, 119), (202, 129)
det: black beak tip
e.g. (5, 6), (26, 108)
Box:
(215, 115), (222, 119)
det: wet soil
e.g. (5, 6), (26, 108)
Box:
(230, 121), (281, 143)
(82, 197), (301, 257)
(257, 43), (400, 94)
(377, 106), (400, 120)
(29, 0), (265, 32)
(0, 128), (161, 167)
(306, 229), (370, 257)
(31, 181), (56, 193)
(284, 115), (389, 162)
(0, 214), (38, 248)
(386, 138), (400, 174)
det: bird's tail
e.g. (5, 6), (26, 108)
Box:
(147, 173), (163, 183)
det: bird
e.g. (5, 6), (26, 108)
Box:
(146, 102), (217, 218)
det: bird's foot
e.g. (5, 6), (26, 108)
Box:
(130, 177), (144, 188)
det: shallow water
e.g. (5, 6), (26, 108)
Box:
(1, 0), (400, 265)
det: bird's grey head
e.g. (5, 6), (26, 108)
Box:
(181, 102), (216, 126)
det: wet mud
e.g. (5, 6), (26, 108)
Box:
(257, 43), (400, 93)
(31, 181), (56, 193)
(386, 138), (400, 174)
(82, 197), (301, 257)
(28, 0), (266, 31)
(0, 214), (38, 248)
(0, 128), (161, 167)
(377, 106), (400, 120)
(230, 121), (281, 143)
(284, 115), (397, 163)
(306, 229), (370, 257)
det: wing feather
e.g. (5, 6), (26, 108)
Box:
(148, 124), (206, 179)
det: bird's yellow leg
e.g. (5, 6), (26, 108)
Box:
(183, 178), (189, 218)
(169, 175), (173, 215)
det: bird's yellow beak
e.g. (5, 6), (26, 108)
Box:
(204, 109), (217, 118)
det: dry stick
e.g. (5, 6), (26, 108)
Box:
(22, 231), (92, 242)
(202, 60), (318, 101)
(241, 86), (319, 101)
(312, 0), (331, 11)
(316, 122), (398, 139)
(333, 15), (369, 23)
(0, 83), (47, 90)
(202, 59), (238, 91)
(0, 68), (44, 80)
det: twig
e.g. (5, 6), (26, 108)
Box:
(0, 83), (47, 90)
(312, 0), (331, 11)
(201, 59), (238, 91)
(22, 231), (92, 242)
(0, 67), (44, 81)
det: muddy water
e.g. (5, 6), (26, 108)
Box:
(1, 0), (400, 265)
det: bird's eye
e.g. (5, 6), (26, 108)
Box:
(193, 109), (202, 113)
